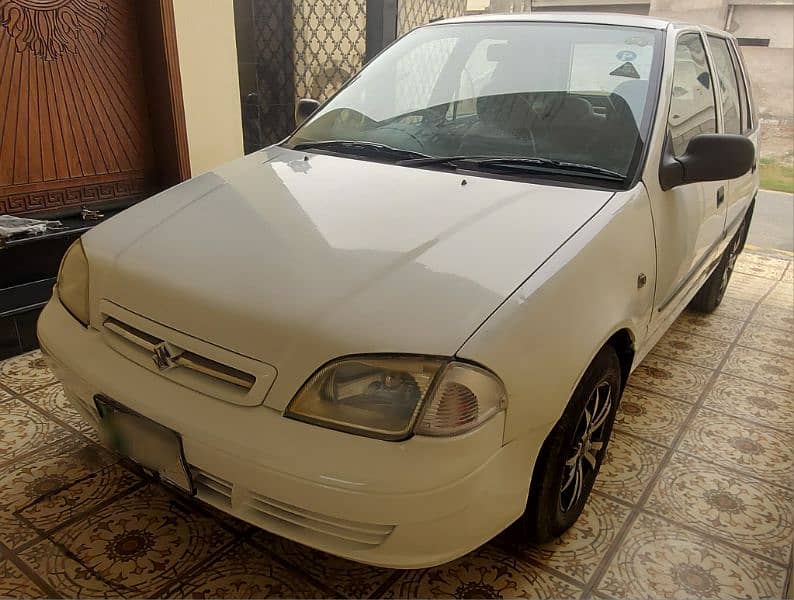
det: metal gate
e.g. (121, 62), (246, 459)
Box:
(238, 0), (469, 150)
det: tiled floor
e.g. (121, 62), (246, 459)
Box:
(0, 250), (792, 599)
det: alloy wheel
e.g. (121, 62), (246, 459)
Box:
(559, 381), (612, 513)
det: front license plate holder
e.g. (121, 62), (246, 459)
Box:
(94, 395), (195, 495)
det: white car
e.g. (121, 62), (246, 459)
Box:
(38, 13), (758, 568)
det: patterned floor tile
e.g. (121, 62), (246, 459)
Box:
(19, 462), (141, 537)
(0, 558), (46, 598)
(514, 494), (631, 584)
(703, 373), (794, 432)
(51, 483), (234, 597)
(678, 409), (794, 488)
(25, 383), (97, 436)
(671, 310), (745, 342)
(384, 544), (580, 599)
(0, 436), (119, 550)
(0, 350), (57, 394)
(734, 252), (790, 280)
(709, 295), (756, 321)
(253, 530), (393, 597)
(724, 272), (775, 302)
(723, 345), (794, 391)
(169, 540), (325, 598)
(762, 281), (794, 309)
(594, 431), (667, 504)
(751, 303), (794, 332)
(0, 398), (71, 467)
(737, 322), (794, 358)
(628, 354), (713, 403)
(645, 452), (794, 563)
(614, 387), (693, 446)
(595, 513), (786, 599)
(651, 329), (730, 369)
(18, 538), (121, 598)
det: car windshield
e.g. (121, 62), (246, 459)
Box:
(285, 22), (664, 181)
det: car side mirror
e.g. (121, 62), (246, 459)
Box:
(659, 133), (755, 191)
(295, 98), (320, 126)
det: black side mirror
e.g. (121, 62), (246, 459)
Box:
(295, 98), (320, 126)
(659, 133), (755, 191)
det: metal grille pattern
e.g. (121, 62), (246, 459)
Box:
(292, 0), (366, 102)
(251, 0), (295, 147)
(397, 0), (468, 35)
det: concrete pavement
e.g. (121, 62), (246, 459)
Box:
(747, 189), (794, 253)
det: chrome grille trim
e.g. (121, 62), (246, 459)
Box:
(98, 301), (276, 407)
(104, 316), (255, 392)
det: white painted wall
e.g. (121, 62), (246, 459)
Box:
(173, 0), (244, 176)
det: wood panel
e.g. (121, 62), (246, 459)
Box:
(0, 0), (156, 216)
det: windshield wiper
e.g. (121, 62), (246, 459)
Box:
(398, 155), (625, 181)
(291, 140), (431, 161)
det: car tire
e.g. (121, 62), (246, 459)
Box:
(690, 223), (745, 314)
(521, 345), (622, 543)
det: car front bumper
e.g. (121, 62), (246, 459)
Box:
(37, 295), (542, 568)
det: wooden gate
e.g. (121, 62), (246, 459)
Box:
(0, 0), (156, 217)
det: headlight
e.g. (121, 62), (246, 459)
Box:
(286, 355), (506, 440)
(57, 239), (90, 326)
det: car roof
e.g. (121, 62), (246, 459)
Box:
(429, 12), (724, 33)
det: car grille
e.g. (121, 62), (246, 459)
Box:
(100, 301), (276, 406)
(190, 466), (394, 550)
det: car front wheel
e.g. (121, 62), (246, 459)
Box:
(521, 346), (622, 543)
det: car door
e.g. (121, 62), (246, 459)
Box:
(706, 34), (759, 235)
(646, 30), (726, 329)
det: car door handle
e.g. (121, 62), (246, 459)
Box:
(716, 186), (725, 207)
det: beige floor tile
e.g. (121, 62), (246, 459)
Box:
(18, 538), (121, 598)
(724, 272), (775, 302)
(671, 310), (745, 342)
(0, 436), (118, 550)
(51, 483), (234, 597)
(594, 431), (666, 504)
(26, 383), (96, 437)
(0, 350), (57, 394)
(737, 322), (794, 358)
(384, 544), (580, 599)
(762, 281), (794, 309)
(710, 295), (756, 321)
(783, 263), (793, 284)
(628, 354), (713, 403)
(595, 513), (787, 599)
(0, 398), (71, 467)
(614, 387), (693, 446)
(703, 373), (794, 432)
(751, 303), (794, 332)
(645, 452), (793, 562)
(678, 409), (794, 488)
(253, 530), (393, 597)
(723, 345), (794, 391)
(651, 329), (731, 369)
(734, 252), (790, 280)
(170, 540), (325, 598)
(517, 494), (631, 584)
(0, 558), (46, 598)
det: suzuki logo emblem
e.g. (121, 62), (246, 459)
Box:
(152, 342), (178, 371)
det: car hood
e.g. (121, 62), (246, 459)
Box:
(84, 147), (613, 408)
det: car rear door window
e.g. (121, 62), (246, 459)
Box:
(707, 35), (742, 135)
(668, 33), (717, 156)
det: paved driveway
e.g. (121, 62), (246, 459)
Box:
(0, 251), (792, 599)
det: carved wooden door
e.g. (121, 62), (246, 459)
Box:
(0, 0), (155, 217)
